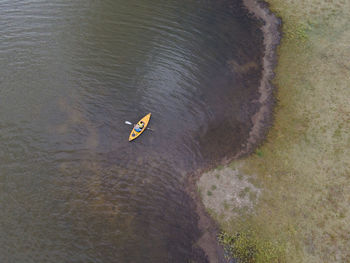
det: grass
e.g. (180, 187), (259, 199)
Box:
(255, 149), (263, 157)
(236, 173), (243, 180)
(223, 200), (230, 210)
(201, 0), (350, 262)
(239, 187), (250, 198)
(218, 230), (285, 263)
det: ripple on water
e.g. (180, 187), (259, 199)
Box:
(0, 0), (263, 262)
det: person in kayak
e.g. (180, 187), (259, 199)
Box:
(134, 121), (145, 132)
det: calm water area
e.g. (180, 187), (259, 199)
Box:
(0, 0), (263, 262)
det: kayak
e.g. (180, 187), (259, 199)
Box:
(129, 113), (151, 141)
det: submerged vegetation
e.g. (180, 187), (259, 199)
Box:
(199, 0), (350, 262)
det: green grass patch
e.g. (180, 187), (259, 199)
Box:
(229, 162), (236, 169)
(255, 149), (263, 157)
(239, 187), (250, 198)
(223, 200), (230, 211)
(218, 230), (285, 263)
(197, 186), (202, 198)
(217, 165), (225, 171)
(236, 173), (243, 180)
(206, 208), (217, 218)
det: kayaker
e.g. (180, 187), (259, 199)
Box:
(134, 121), (145, 132)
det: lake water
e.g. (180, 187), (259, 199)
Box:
(0, 0), (263, 262)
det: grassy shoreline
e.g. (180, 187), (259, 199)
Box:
(198, 0), (350, 262)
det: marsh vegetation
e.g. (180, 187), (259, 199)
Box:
(198, 0), (350, 261)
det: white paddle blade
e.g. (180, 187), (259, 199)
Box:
(125, 121), (133, 125)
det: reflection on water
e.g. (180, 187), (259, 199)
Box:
(0, 0), (263, 262)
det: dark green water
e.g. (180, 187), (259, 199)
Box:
(0, 0), (263, 262)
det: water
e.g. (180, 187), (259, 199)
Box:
(0, 0), (263, 262)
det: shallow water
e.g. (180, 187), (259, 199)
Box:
(0, 0), (263, 262)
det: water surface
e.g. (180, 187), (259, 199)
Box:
(0, 0), (263, 262)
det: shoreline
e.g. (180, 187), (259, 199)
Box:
(195, 0), (350, 261)
(237, 0), (281, 158)
(187, 0), (281, 261)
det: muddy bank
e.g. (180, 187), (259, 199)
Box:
(187, 0), (281, 261)
(238, 0), (281, 158)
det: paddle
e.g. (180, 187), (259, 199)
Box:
(125, 121), (154, 131)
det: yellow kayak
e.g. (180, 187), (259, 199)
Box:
(129, 113), (151, 141)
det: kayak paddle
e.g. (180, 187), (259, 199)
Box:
(125, 121), (154, 131)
